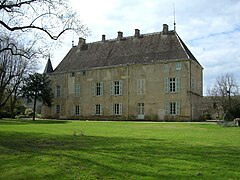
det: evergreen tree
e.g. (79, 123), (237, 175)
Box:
(21, 73), (53, 121)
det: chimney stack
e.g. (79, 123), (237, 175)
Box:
(134, 29), (140, 38)
(102, 34), (106, 42)
(117, 31), (123, 40)
(78, 37), (86, 47)
(162, 24), (169, 35)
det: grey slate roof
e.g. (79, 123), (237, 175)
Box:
(44, 57), (53, 73)
(53, 26), (201, 73)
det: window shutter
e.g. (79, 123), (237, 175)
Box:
(100, 82), (103, 96)
(100, 104), (103, 115)
(92, 83), (96, 96)
(60, 86), (63, 98)
(55, 86), (57, 97)
(110, 81), (113, 96)
(164, 78), (169, 93)
(176, 77), (180, 92)
(176, 101), (180, 115)
(137, 80), (140, 94)
(92, 105), (96, 115)
(119, 80), (123, 95)
(72, 106), (75, 115)
(119, 103), (123, 115)
(165, 102), (169, 115)
(142, 79), (145, 94)
(110, 103), (113, 115)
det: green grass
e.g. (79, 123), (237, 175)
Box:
(0, 119), (239, 179)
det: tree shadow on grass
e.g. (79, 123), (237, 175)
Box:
(0, 131), (239, 179)
(0, 119), (69, 125)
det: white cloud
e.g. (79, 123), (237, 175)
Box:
(44, 0), (240, 95)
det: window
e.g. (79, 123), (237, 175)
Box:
(137, 79), (145, 95)
(138, 103), (144, 115)
(170, 102), (176, 115)
(110, 103), (122, 115)
(110, 80), (123, 96)
(96, 83), (101, 96)
(163, 64), (169, 71)
(176, 62), (182, 70)
(75, 105), (80, 115)
(165, 102), (180, 115)
(114, 81), (120, 94)
(75, 84), (80, 97)
(56, 105), (61, 114)
(56, 85), (61, 97)
(164, 77), (180, 93)
(70, 72), (75, 77)
(191, 78), (195, 92)
(95, 104), (101, 115)
(92, 104), (103, 115)
(169, 78), (176, 92)
(92, 82), (103, 96)
(81, 71), (86, 76)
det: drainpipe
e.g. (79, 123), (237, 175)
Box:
(127, 64), (129, 119)
(189, 60), (192, 121)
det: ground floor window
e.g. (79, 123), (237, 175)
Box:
(165, 101), (180, 115)
(75, 105), (80, 115)
(56, 105), (61, 114)
(92, 104), (103, 115)
(110, 103), (122, 115)
(138, 103), (144, 115)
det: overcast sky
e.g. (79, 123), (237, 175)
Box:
(48, 0), (240, 94)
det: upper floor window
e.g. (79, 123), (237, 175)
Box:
(56, 85), (61, 97)
(164, 77), (180, 93)
(137, 79), (145, 95)
(169, 78), (176, 92)
(92, 82), (103, 96)
(176, 62), (182, 70)
(191, 78), (195, 92)
(75, 84), (80, 97)
(110, 80), (123, 96)
(70, 72), (75, 77)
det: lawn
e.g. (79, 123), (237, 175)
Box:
(0, 119), (239, 179)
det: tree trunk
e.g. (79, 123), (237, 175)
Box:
(10, 95), (15, 118)
(33, 96), (37, 121)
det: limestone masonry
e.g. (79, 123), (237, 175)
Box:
(42, 24), (203, 121)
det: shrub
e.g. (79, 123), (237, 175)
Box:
(25, 108), (34, 117)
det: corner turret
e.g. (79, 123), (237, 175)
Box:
(44, 56), (53, 74)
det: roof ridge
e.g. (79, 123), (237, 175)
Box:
(84, 31), (163, 45)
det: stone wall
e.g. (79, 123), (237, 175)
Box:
(42, 59), (203, 121)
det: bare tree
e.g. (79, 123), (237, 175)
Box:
(207, 73), (240, 120)
(0, 1), (88, 118)
(0, 0), (87, 40)
(0, 0), (89, 57)
(0, 35), (36, 117)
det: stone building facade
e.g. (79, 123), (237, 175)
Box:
(42, 24), (203, 121)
